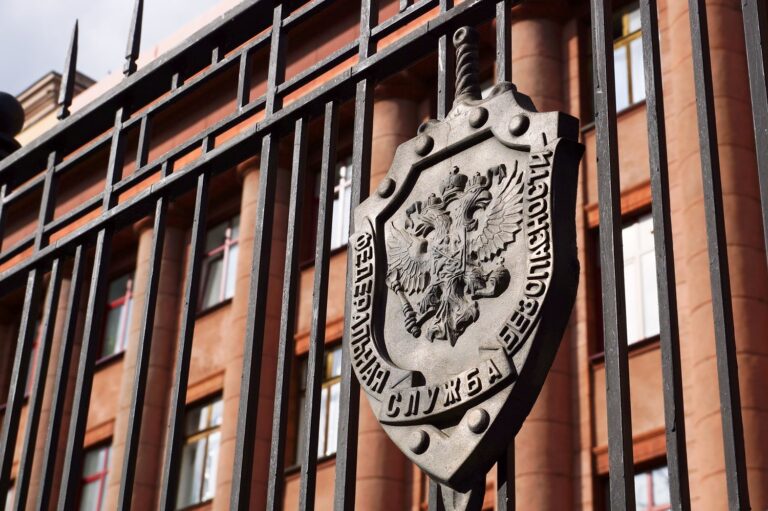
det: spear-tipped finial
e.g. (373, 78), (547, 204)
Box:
(57, 20), (79, 120)
(124, 0), (144, 76)
(452, 26), (481, 104)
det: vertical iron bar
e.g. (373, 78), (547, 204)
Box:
(589, 0), (635, 508)
(638, 0), (690, 509)
(158, 145), (211, 511)
(135, 115), (151, 170)
(55, 230), (112, 511)
(298, 100), (339, 511)
(333, 2), (377, 509)
(58, 21), (78, 120)
(496, 442), (515, 511)
(34, 152), (59, 250)
(265, 117), (309, 511)
(687, 0), (750, 508)
(36, 245), (84, 511)
(13, 259), (62, 511)
(237, 51), (253, 111)
(740, 0), (768, 263)
(124, 0), (144, 76)
(495, 0), (511, 83)
(0, 269), (44, 500)
(229, 3), (286, 509)
(117, 198), (167, 511)
(437, 0), (455, 120)
(0, 144), (59, 500)
(57, 106), (127, 510)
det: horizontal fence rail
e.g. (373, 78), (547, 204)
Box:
(0, 0), (764, 510)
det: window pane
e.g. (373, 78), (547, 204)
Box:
(79, 481), (101, 511)
(230, 215), (240, 241)
(82, 447), (104, 477)
(200, 256), (224, 309)
(184, 403), (209, 436)
(614, 46), (630, 111)
(210, 399), (224, 427)
(204, 221), (229, 253)
(641, 250), (660, 338)
(106, 274), (131, 302)
(630, 37), (646, 103)
(101, 306), (122, 357)
(202, 431), (220, 502)
(331, 192), (344, 250)
(318, 387), (328, 457)
(326, 381), (340, 455)
(177, 439), (206, 508)
(624, 258), (642, 344)
(627, 7), (642, 33)
(329, 347), (342, 378)
(80, 446), (108, 511)
(652, 466), (671, 505)
(634, 471), (649, 509)
(224, 244), (239, 300)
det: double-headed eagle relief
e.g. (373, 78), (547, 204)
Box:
(386, 162), (522, 345)
(347, 26), (583, 511)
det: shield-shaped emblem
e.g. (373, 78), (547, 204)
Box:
(347, 27), (584, 510)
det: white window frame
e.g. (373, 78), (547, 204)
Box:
(198, 215), (240, 311)
(296, 345), (343, 462)
(622, 213), (660, 344)
(613, 3), (646, 112)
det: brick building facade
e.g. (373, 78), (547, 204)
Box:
(0, 0), (766, 510)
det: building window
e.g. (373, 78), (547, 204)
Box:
(79, 444), (110, 511)
(329, 157), (353, 251)
(634, 465), (671, 511)
(101, 273), (134, 358)
(177, 397), (223, 509)
(622, 213), (659, 344)
(296, 345), (342, 461)
(199, 215), (240, 311)
(613, 3), (645, 111)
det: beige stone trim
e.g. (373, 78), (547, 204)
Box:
(186, 371), (225, 404)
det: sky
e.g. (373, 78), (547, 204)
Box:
(0, 0), (223, 95)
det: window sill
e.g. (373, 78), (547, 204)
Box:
(196, 297), (233, 319)
(589, 334), (660, 368)
(580, 99), (647, 134)
(284, 452), (337, 476)
(95, 351), (125, 368)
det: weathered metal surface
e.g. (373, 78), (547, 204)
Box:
(348, 26), (583, 510)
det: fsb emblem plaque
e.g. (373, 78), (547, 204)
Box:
(347, 27), (584, 510)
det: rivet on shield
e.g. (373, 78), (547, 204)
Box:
(467, 408), (490, 434)
(415, 135), (434, 156)
(468, 107), (488, 128)
(508, 114), (530, 136)
(409, 429), (430, 454)
(377, 177), (396, 198)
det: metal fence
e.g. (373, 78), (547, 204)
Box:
(0, 0), (765, 509)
